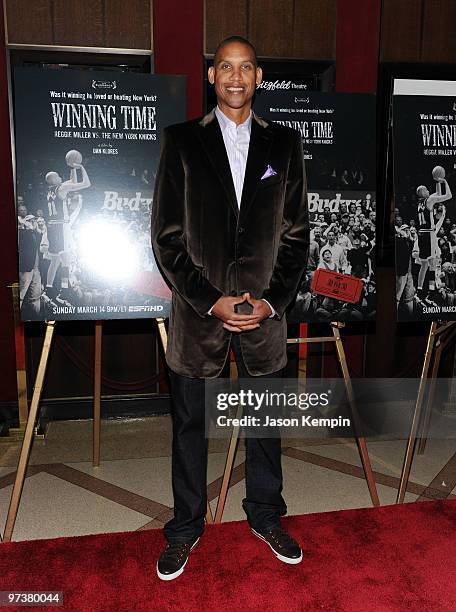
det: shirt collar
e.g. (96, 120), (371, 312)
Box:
(215, 106), (252, 134)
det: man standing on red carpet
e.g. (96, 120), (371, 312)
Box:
(152, 36), (309, 580)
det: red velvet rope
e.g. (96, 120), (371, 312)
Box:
(56, 336), (165, 391)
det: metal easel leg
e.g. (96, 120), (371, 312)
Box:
(214, 400), (242, 524)
(93, 321), (102, 467)
(156, 317), (168, 355)
(396, 321), (438, 503)
(417, 339), (441, 455)
(442, 329), (456, 416)
(205, 501), (214, 524)
(331, 323), (380, 507)
(2, 321), (56, 543)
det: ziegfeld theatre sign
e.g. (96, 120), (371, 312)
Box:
(14, 68), (185, 321)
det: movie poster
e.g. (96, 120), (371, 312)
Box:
(254, 91), (376, 322)
(14, 68), (185, 321)
(393, 79), (456, 322)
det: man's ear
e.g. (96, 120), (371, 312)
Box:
(208, 66), (215, 85)
(256, 66), (263, 87)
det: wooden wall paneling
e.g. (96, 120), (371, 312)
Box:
(205, 0), (248, 54)
(380, 0), (423, 62)
(104, 0), (152, 50)
(248, 0), (294, 57)
(293, 0), (336, 60)
(153, 0), (204, 119)
(421, 0), (456, 63)
(336, 0), (381, 93)
(5, 0), (53, 45)
(53, 0), (104, 47)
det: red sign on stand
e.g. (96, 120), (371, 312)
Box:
(311, 269), (363, 304)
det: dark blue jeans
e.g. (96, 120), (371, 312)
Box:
(164, 334), (287, 542)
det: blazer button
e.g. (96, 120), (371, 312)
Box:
(238, 257), (245, 265)
(238, 227), (244, 234)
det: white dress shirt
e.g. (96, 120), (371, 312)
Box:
(207, 106), (275, 317)
(215, 106), (251, 207)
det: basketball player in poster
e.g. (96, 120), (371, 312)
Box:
(44, 150), (90, 298)
(415, 166), (452, 305)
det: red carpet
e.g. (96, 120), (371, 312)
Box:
(1, 500), (455, 611)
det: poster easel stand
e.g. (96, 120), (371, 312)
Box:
(2, 313), (212, 543)
(417, 321), (456, 455)
(396, 320), (456, 503)
(214, 321), (380, 524)
(3, 320), (56, 542)
(2, 316), (104, 543)
(155, 318), (213, 525)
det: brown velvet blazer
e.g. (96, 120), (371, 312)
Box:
(151, 108), (309, 378)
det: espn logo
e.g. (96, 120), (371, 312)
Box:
(128, 305), (164, 312)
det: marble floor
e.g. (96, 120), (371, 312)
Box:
(0, 416), (455, 542)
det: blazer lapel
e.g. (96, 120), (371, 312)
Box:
(239, 115), (274, 219)
(196, 110), (238, 218)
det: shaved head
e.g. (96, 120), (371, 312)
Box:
(213, 36), (258, 67)
(208, 36), (262, 124)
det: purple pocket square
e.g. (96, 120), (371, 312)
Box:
(261, 165), (278, 180)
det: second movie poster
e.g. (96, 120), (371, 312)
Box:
(254, 90), (377, 322)
(393, 79), (456, 322)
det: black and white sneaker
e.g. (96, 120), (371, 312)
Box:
(156, 537), (199, 581)
(252, 526), (303, 565)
